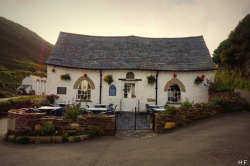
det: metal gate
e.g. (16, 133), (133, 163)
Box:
(115, 108), (155, 130)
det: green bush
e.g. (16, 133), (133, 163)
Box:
(41, 122), (56, 136)
(65, 130), (77, 136)
(0, 90), (15, 98)
(161, 105), (177, 115)
(204, 77), (234, 92)
(74, 136), (81, 142)
(215, 70), (250, 91)
(0, 101), (12, 116)
(211, 96), (225, 106)
(180, 99), (194, 108)
(0, 96), (40, 117)
(64, 104), (81, 120)
(86, 128), (100, 138)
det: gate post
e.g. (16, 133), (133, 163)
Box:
(135, 107), (136, 130)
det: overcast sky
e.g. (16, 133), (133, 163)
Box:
(0, 0), (249, 55)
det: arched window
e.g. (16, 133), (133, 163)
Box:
(126, 72), (134, 79)
(168, 84), (181, 103)
(77, 80), (92, 100)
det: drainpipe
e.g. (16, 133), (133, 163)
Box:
(155, 71), (159, 105)
(99, 70), (102, 104)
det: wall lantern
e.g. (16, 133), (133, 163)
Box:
(52, 69), (55, 72)
(83, 73), (88, 77)
(173, 73), (177, 78)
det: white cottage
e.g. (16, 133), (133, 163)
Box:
(18, 75), (47, 95)
(46, 32), (216, 111)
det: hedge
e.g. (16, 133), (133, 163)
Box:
(0, 96), (38, 117)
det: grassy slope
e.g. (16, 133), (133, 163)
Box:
(0, 16), (54, 94)
(215, 70), (250, 91)
(0, 16), (53, 71)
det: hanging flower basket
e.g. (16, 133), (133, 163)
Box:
(194, 76), (204, 85)
(52, 69), (55, 72)
(147, 75), (156, 85)
(61, 73), (71, 80)
(104, 75), (113, 85)
(173, 73), (177, 78)
(83, 73), (88, 77)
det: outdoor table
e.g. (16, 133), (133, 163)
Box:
(93, 104), (109, 108)
(148, 105), (165, 108)
(38, 106), (64, 116)
(151, 108), (165, 112)
(87, 107), (108, 114)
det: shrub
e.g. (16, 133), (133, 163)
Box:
(64, 104), (81, 120)
(180, 99), (194, 108)
(0, 90), (15, 98)
(204, 77), (234, 92)
(41, 122), (56, 136)
(8, 97), (33, 109)
(65, 130), (77, 136)
(0, 96), (39, 117)
(211, 96), (225, 106)
(74, 136), (81, 142)
(215, 70), (250, 91)
(161, 105), (177, 115)
(45, 94), (59, 104)
(0, 101), (12, 117)
(86, 128), (100, 138)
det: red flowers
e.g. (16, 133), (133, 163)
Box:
(173, 73), (177, 78)
(201, 74), (205, 79)
(83, 73), (88, 77)
(52, 69), (55, 72)
(45, 94), (59, 104)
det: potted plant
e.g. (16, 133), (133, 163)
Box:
(60, 73), (71, 80)
(147, 75), (156, 85)
(45, 94), (59, 104)
(104, 75), (113, 85)
(194, 76), (204, 85)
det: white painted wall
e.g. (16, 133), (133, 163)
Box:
(47, 65), (214, 111)
(22, 75), (47, 95)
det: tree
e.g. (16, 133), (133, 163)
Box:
(212, 14), (250, 69)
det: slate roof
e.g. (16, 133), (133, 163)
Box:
(46, 32), (216, 71)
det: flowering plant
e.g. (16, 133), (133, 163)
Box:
(194, 76), (204, 85)
(180, 98), (194, 108)
(104, 75), (113, 85)
(147, 75), (156, 84)
(61, 73), (71, 80)
(45, 94), (59, 104)
(204, 77), (234, 92)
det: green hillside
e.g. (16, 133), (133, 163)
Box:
(0, 16), (53, 71)
(0, 16), (53, 95)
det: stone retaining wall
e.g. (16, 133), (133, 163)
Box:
(154, 104), (222, 132)
(8, 111), (116, 136)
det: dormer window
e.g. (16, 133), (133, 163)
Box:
(126, 72), (134, 79)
